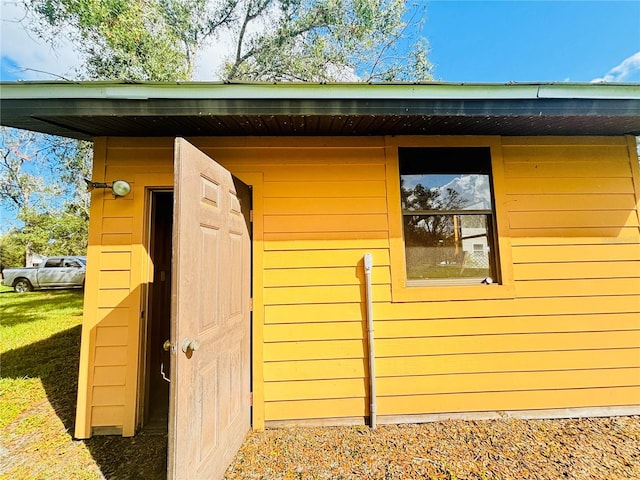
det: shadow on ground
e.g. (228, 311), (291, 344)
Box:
(2, 325), (168, 479)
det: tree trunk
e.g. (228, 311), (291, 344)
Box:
(25, 243), (33, 267)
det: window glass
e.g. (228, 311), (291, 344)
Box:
(401, 174), (492, 211)
(399, 147), (498, 285)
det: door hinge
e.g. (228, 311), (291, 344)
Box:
(249, 392), (253, 406)
(249, 209), (254, 223)
(249, 298), (253, 312)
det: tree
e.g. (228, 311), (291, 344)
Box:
(0, 231), (26, 269)
(1, 128), (92, 214)
(0, 128), (54, 211)
(23, 0), (432, 82)
(24, 0), (192, 80)
(0, 207), (89, 267)
(220, 0), (431, 82)
(401, 180), (468, 249)
(0, 127), (91, 265)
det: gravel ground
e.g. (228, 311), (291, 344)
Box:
(225, 416), (640, 480)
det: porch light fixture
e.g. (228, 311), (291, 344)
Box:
(85, 178), (132, 197)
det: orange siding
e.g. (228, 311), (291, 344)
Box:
(364, 137), (639, 421)
(253, 136), (639, 422)
(75, 138), (174, 438)
(76, 135), (640, 436)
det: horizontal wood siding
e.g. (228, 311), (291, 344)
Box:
(364, 138), (638, 421)
(198, 136), (639, 423)
(78, 135), (639, 435)
(76, 138), (174, 437)
(249, 136), (640, 422)
(368, 138), (638, 418)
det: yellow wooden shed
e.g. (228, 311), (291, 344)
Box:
(2, 82), (640, 479)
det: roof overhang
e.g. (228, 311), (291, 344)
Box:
(1, 82), (639, 141)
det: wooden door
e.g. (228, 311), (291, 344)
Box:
(168, 138), (251, 480)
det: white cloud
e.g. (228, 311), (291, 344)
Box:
(591, 51), (640, 83)
(1, 2), (82, 80)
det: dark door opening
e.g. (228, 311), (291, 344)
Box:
(144, 191), (173, 432)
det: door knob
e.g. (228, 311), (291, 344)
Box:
(163, 339), (172, 351)
(181, 338), (200, 353)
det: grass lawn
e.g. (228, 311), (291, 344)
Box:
(0, 286), (166, 480)
(0, 286), (102, 479)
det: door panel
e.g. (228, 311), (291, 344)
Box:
(38, 258), (65, 286)
(169, 138), (251, 480)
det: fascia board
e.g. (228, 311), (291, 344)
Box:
(3, 81), (638, 102)
(0, 82), (539, 100)
(538, 84), (640, 100)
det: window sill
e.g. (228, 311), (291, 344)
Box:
(407, 277), (491, 287)
(391, 282), (515, 303)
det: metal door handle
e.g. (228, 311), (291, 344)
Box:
(163, 339), (172, 351)
(160, 362), (170, 383)
(181, 338), (200, 353)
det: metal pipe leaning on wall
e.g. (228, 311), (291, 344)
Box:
(364, 253), (377, 429)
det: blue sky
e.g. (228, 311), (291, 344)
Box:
(422, 0), (640, 83)
(1, 0), (639, 83)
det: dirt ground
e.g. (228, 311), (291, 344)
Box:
(224, 416), (640, 480)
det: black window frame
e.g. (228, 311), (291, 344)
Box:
(399, 147), (501, 286)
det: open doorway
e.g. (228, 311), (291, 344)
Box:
(143, 191), (173, 433)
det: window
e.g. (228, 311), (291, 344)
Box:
(44, 258), (63, 268)
(399, 147), (499, 286)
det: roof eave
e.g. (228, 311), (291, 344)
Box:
(2, 82), (639, 139)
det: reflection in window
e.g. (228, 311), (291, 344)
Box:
(399, 147), (499, 286)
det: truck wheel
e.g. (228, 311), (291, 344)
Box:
(14, 278), (33, 293)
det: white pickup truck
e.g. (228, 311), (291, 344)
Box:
(1, 256), (87, 292)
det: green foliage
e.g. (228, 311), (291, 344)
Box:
(27, 0), (190, 80)
(22, 207), (89, 255)
(222, 0), (432, 81)
(0, 207), (88, 268)
(0, 233), (25, 268)
(158, 0), (239, 77)
(23, 0), (432, 82)
(0, 127), (91, 263)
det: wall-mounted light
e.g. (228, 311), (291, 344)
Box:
(85, 178), (132, 197)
